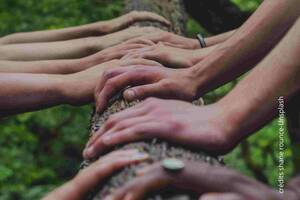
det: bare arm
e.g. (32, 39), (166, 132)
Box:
(191, 0), (300, 96)
(87, 18), (300, 159)
(0, 42), (150, 74)
(0, 26), (158, 61)
(0, 58), (161, 117)
(204, 29), (236, 47)
(217, 17), (300, 145)
(0, 11), (169, 45)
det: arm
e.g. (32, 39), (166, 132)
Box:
(204, 29), (235, 47)
(122, 42), (218, 68)
(42, 149), (148, 200)
(0, 58), (162, 117)
(0, 26), (159, 61)
(0, 42), (150, 74)
(190, 0), (300, 96)
(86, 18), (300, 158)
(105, 161), (284, 200)
(0, 11), (169, 45)
(0, 26), (158, 61)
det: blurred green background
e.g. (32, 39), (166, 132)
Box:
(0, 0), (297, 199)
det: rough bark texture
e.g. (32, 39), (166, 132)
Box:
(81, 1), (221, 199)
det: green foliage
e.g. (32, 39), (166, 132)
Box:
(0, 0), (297, 199)
(0, 1), (122, 199)
(231, 0), (262, 12)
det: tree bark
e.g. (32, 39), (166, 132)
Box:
(81, 1), (221, 199)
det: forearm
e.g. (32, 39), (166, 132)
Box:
(0, 23), (101, 45)
(0, 73), (71, 117)
(205, 29), (236, 47)
(0, 27), (157, 61)
(217, 18), (300, 143)
(191, 0), (300, 95)
(0, 59), (88, 74)
(0, 37), (96, 61)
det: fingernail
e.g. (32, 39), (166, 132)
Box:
(125, 89), (136, 100)
(83, 146), (95, 158)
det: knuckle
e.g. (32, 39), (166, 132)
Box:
(160, 80), (176, 89)
(102, 69), (115, 79)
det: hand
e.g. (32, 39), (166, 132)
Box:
(94, 64), (199, 113)
(99, 11), (170, 34)
(63, 58), (163, 106)
(42, 149), (149, 200)
(123, 42), (195, 68)
(125, 30), (200, 49)
(84, 98), (237, 159)
(123, 42), (214, 68)
(94, 26), (161, 51)
(103, 160), (282, 200)
(81, 40), (155, 71)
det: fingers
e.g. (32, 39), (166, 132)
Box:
(125, 38), (155, 46)
(84, 121), (166, 159)
(85, 105), (149, 151)
(120, 58), (163, 67)
(71, 149), (149, 198)
(104, 164), (171, 200)
(123, 83), (163, 101)
(127, 11), (170, 26)
(199, 193), (245, 200)
(95, 68), (156, 113)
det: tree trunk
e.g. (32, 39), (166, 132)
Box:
(81, 1), (221, 199)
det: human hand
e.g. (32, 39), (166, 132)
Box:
(103, 160), (282, 200)
(123, 42), (215, 68)
(42, 149), (149, 200)
(125, 30), (200, 49)
(95, 26), (161, 51)
(81, 40), (155, 70)
(84, 98), (238, 159)
(98, 11), (170, 34)
(94, 63), (200, 113)
(63, 58), (162, 106)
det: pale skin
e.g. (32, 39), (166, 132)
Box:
(0, 58), (162, 117)
(42, 149), (149, 200)
(0, 11), (170, 45)
(0, 26), (161, 61)
(94, 0), (300, 113)
(103, 161), (300, 200)
(0, 41), (154, 74)
(84, 17), (300, 158)
(81, 17), (300, 199)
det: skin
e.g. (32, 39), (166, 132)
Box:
(0, 41), (154, 74)
(0, 26), (160, 61)
(84, 18), (300, 159)
(42, 149), (149, 200)
(125, 29), (236, 49)
(78, 19), (300, 200)
(0, 58), (162, 117)
(0, 11), (170, 45)
(122, 42), (218, 68)
(94, 0), (300, 113)
(104, 161), (299, 200)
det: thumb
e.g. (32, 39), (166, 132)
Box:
(123, 83), (162, 101)
(199, 193), (245, 200)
